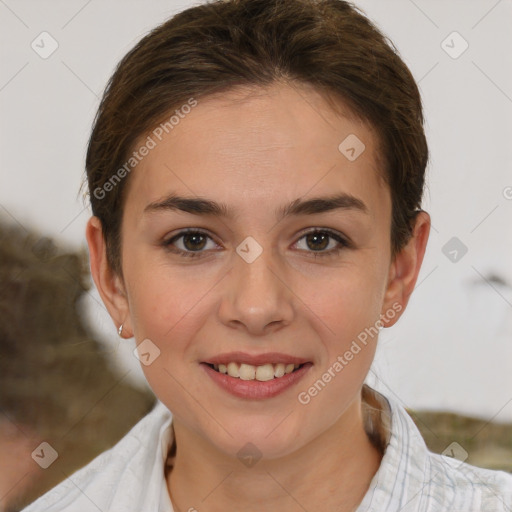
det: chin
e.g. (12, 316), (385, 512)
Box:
(201, 415), (306, 463)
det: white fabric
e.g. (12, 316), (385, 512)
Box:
(22, 388), (512, 512)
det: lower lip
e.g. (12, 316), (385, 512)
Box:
(201, 363), (313, 400)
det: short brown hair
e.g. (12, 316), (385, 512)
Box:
(85, 0), (428, 275)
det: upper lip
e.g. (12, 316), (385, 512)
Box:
(203, 352), (311, 366)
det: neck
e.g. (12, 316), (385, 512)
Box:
(166, 394), (383, 512)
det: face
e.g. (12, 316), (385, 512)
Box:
(89, 82), (424, 461)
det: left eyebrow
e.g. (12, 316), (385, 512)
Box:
(277, 193), (369, 219)
(143, 192), (369, 219)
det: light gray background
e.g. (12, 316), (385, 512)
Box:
(1, 0), (511, 421)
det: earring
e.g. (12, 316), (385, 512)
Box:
(118, 324), (124, 337)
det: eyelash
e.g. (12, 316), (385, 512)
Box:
(162, 228), (351, 259)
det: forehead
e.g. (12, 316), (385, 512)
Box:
(124, 82), (389, 221)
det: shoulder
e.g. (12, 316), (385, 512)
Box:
(360, 386), (512, 512)
(424, 449), (512, 511)
(21, 400), (173, 512)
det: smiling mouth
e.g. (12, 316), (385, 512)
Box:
(204, 362), (306, 381)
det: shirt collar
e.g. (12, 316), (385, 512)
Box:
(357, 385), (431, 511)
(162, 384), (431, 512)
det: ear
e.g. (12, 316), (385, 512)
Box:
(380, 211), (430, 327)
(85, 216), (133, 338)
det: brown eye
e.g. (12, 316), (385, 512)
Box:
(163, 229), (219, 258)
(305, 232), (330, 251)
(182, 233), (207, 251)
(294, 229), (349, 257)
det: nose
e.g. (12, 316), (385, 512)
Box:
(218, 245), (295, 336)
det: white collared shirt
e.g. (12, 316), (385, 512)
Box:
(21, 387), (512, 512)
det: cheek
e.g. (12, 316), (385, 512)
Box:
(123, 246), (210, 340)
(129, 280), (205, 348)
(304, 263), (386, 335)
(124, 269), (206, 403)
(297, 283), (381, 414)
(298, 259), (387, 388)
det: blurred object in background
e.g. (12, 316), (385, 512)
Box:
(0, 220), (156, 512)
(409, 409), (512, 473)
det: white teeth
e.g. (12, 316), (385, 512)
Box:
(239, 363), (256, 380)
(274, 363), (285, 378)
(211, 362), (304, 381)
(227, 362), (240, 378)
(255, 363), (275, 381)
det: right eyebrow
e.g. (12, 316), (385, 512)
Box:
(144, 195), (232, 217)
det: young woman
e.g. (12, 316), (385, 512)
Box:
(22, 0), (512, 510)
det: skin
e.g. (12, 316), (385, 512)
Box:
(87, 81), (430, 512)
